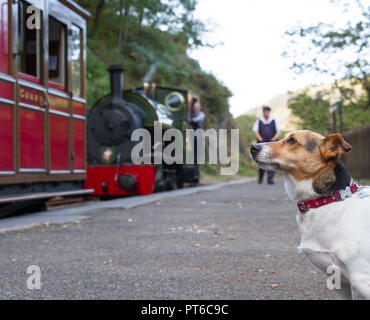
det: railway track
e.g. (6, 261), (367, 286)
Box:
(45, 196), (99, 211)
(0, 195), (98, 219)
(0, 182), (205, 219)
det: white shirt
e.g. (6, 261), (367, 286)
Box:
(190, 111), (205, 124)
(252, 116), (281, 132)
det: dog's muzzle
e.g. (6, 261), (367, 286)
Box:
(250, 143), (281, 170)
(250, 144), (262, 159)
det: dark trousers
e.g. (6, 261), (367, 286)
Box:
(193, 136), (199, 182)
(259, 168), (275, 182)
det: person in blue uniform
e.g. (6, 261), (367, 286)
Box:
(189, 98), (205, 130)
(188, 98), (205, 182)
(252, 106), (281, 184)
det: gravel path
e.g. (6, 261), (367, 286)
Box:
(0, 179), (337, 299)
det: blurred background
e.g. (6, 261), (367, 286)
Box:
(76, 0), (370, 181)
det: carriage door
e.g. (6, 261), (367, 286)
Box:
(70, 22), (86, 174)
(47, 14), (70, 174)
(17, 0), (46, 173)
(0, 0), (13, 173)
(48, 2), (86, 176)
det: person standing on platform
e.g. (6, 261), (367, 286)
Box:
(188, 98), (205, 183)
(252, 106), (281, 184)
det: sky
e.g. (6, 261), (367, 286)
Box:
(189, 0), (363, 117)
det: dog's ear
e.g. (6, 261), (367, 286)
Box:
(320, 134), (352, 160)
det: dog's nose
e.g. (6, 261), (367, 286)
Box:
(250, 144), (262, 157)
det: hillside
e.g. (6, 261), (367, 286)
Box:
(74, 0), (253, 180)
(76, 0), (232, 130)
(244, 80), (365, 132)
(244, 92), (297, 131)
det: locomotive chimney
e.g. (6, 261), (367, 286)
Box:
(108, 65), (124, 101)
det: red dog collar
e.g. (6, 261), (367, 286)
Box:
(297, 182), (359, 214)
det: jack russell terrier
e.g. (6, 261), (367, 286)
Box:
(250, 130), (370, 299)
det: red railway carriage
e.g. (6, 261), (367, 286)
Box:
(0, 0), (92, 206)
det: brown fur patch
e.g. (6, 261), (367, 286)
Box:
(319, 134), (352, 160)
(305, 139), (317, 152)
(268, 131), (327, 181)
(312, 166), (337, 194)
(266, 131), (352, 183)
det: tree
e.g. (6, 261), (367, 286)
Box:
(235, 114), (259, 176)
(75, 0), (226, 114)
(91, 0), (107, 36)
(288, 91), (332, 136)
(117, 0), (132, 48)
(132, 0), (168, 31)
(283, 0), (370, 108)
(288, 89), (370, 135)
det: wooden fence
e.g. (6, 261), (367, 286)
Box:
(342, 125), (370, 179)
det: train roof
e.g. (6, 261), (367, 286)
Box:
(59, 0), (91, 19)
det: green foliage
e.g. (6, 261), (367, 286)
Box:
(235, 114), (258, 145)
(341, 97), (370, 130)
(288, 91), (332, 136)
(288, 91), (370, 135)
(282, 0), (370, 108)
(202, 162), (219, 175)
(283, 1), (370, 135)
(76, 0), (246, 178)
(86, 48), (110, 106)
(235, 114), (259, 176)
(76, 0), (232, 129)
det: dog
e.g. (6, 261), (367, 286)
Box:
(250, 130), (370, 299)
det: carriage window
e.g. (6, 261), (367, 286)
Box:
(0, 0), (9, 74)
(17, 1), (42, 79)
(71, 25), (82, 97)
(48, 17), (67, 87)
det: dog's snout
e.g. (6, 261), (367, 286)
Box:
(250, 144), (262, 157)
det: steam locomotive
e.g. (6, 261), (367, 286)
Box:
(85, 65), (200, 197)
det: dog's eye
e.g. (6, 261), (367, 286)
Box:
(287, 137), (297, 145)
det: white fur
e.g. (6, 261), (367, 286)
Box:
(285, 174), (370, 299)
(252, 141), (370, 299)
(254, 144), (280, 171)
(283, 172), (320, 201)
(257, 143), (272, 163)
